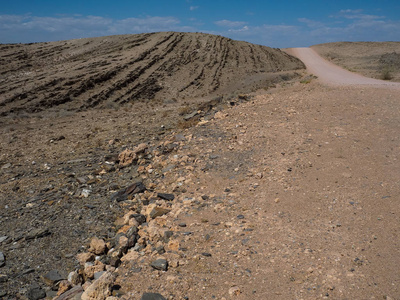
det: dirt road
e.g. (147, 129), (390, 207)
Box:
(287, 47), (400, 88)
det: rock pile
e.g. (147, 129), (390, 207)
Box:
(51, 129), (206, 299)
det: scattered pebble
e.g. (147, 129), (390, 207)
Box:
(150, 259), (168, 271)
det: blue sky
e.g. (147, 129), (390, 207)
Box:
(1, 0), (399, 47)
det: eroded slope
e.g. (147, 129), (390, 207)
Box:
(0, 32), (304, 116)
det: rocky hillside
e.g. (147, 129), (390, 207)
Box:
(0, 32), (304, 116)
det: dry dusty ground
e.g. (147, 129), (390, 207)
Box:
(312, 42), (400, 82)
(1, 35), (400, 300)
(0, 32), (304, 299)
(112, 79), (400, 300)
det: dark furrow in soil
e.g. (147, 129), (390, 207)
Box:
(0, 32), (304, 116)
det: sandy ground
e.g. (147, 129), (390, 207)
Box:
(1, 36), (400, 300)
(0, 33), (305, 299)
(111, 51), (400, 299)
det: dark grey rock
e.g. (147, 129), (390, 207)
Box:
(141, 293), (167, 300)
(112, 182), (146, 202)
(157, 193), (175, 201)
(178, 223), (187, 227)
(0, 251), (5, 267)
(237, 214), (245, 219)
(163, 231), (173, 242)
(201, 252), (212, 257)
(150, 259), (168, 271)
(0, 290), (6, 297)
(155, 246), (165, 254)
(132, 214), (146, 225)
(25, 228), (51, 240)
(27, 283), (46, 300)
(42, 270), (64, 286)
(110, 257), (121, 268)
(126, 226), (138, 249)
(0, 274), (8, 282)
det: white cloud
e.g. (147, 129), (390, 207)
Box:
(209, 8), (400, 48)
(298, 18), (324, 29)
(339, 9), (363, 14)
(190, 6), (199, 11)
(0, 9), (399, 48)
(0, 14), (190, 43)
(215, 19), (247, 28)
(300, 10), (400, 44)
(334, 9), (385, 21)
(228, 25), (249, 33)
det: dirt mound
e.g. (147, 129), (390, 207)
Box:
(0, 32), (304, 116)
(311, 41), (400, 82)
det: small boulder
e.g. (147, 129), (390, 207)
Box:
(149, 207), (171, 219)
(84, 263), (105, 280)
(42, 270), (64, 286)
(111, 182), (146, 202)
(57, 280), (72, 296)
(81, 272), (115, 300)
(150, 259), (168, 271)
(26, 283), (46, 300)
(89, 237), (107, 255)
(157, 193), (175, 201)
(118, 149), (137, 167)
(133, 143), (148, 154)
(77, 252), (95, 265)
(68, 270), (82, 286)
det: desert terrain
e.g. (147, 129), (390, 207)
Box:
(312, 42), (400, 82)
(0, 33), (400, 300)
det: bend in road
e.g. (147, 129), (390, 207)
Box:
(287, 47), (400, 89)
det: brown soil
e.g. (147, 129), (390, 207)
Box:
(0, 32), (303, 117)
(311, 42), (400, 82)
(113, 51), (400, 299)
(0, 32), (304, 299)
(1, 34), (399, 300)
